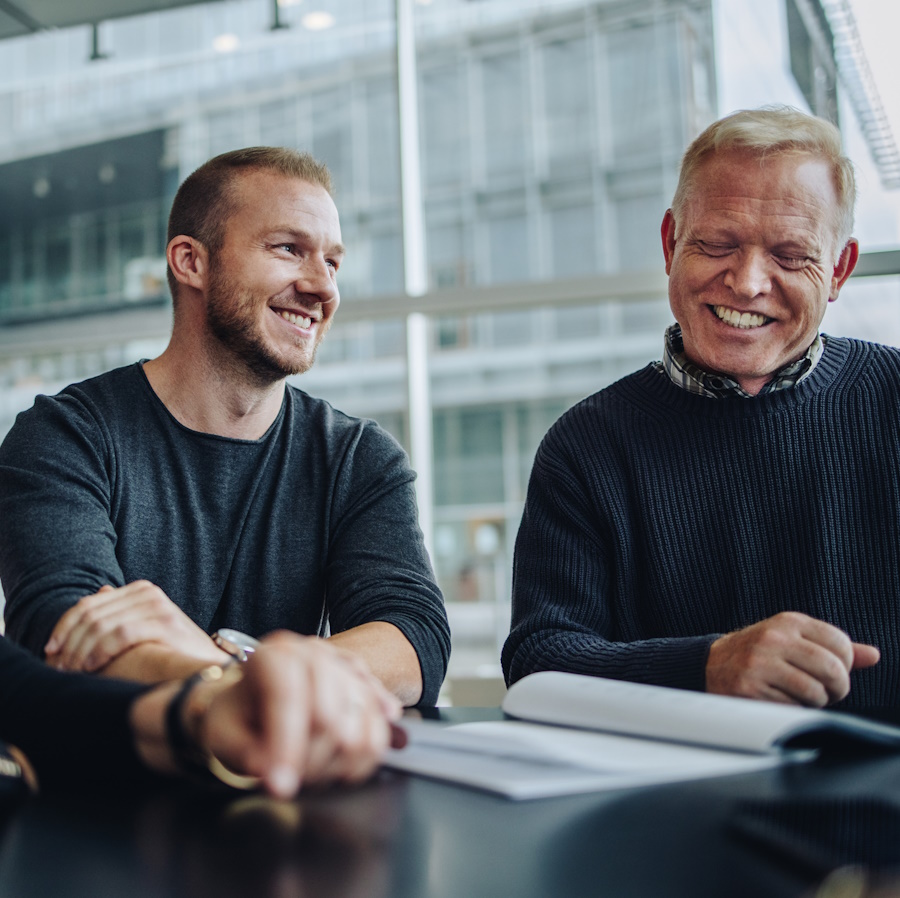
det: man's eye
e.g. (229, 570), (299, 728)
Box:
(776, 255), (807, 270)
(699, 242), (732, 256)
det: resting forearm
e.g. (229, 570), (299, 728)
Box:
(328, 622), (423, 706)
(99, 642), (230, 684)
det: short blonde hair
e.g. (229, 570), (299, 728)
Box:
(671, 106), (856, 251)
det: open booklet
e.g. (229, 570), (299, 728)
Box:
(383, 672), (900, 800)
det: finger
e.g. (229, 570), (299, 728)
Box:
(251, 646), (311, 798)
(45, 604), (82, 657)
(781, 640), (850, 705)
(790, 615), (855, 672)
(335, 699), (391, 784)
(305, 658), (386, 785)
(752, 681), (809, 706)
(45, 588), (113, 655)
(301, 662), (347, 785)
(852, 643), (880, 670)
(776, 660), (833, 707)
(47, 583), (143, 658)
(54, 584), (176, 670)
(56, 606), (161, 672)
(306, 694), (385, 786)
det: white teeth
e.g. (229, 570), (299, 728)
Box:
(279, 310), (313, 329)
(713, 306), (769, 329)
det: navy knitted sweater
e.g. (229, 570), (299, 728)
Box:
(503, 337), (900, 710)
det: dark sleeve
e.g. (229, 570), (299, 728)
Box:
(0, 637), (149, 790)
(501, 424), (715, 691)
(325, 422), (450, 706)
(0, 392), (125, 656)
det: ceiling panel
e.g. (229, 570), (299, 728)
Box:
(0, 0), (228, 33)
(0, 14), (30, 40)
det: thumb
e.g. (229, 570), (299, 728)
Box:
(851, 642), (880, 670)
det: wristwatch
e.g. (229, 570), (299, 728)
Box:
(211, 628), (261, 663)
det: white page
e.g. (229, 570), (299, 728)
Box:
(502, 672), (834, 753)
(384, 719), (794, 800)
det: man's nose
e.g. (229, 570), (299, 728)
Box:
(296, 256), (339, 305)
(723, 249), (771, 300)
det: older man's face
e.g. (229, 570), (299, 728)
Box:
(662, 150), (857, 395)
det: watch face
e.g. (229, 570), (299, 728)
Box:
(213, 629), (261, 662)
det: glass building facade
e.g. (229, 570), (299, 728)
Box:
(0, 0), (896, 695)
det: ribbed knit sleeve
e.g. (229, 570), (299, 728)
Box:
(502, 389), (717, 691)
(503, 337), (900, 709)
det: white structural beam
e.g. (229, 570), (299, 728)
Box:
(396, 0), (434, 560)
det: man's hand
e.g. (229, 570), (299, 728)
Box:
(44, 581), (227, 674)
(706, 611), (880, 707)
(194, 632), (404, 795)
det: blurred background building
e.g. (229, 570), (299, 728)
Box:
(0, 0), (897, 702)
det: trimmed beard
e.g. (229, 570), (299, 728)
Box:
(204, 266), (328, 385)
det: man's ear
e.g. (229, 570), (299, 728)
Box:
(661, 210), (677, 275)
(166, 235), (208, 292)
(829, 239), (859, 302)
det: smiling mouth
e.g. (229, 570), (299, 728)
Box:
(712, 305), (772, 330)
(275, 309), (314, 329)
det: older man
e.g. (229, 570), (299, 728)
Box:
(503, 107), (894, 710)
(0, 147), (449, 707)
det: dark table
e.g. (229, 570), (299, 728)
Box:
(2, 708), (900, 898)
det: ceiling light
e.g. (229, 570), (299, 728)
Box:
(33, 177), (50, 198)
(301, 11), (335, 30)
(277, 0), (303, 6)
(212, 33), (240, 53)
(98, 163), (116, 184)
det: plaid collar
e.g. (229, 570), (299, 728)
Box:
(657, 324), (824, 399)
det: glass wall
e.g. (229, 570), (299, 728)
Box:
(0, 0), (896, 696)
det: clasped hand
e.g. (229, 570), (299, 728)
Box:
(45, 581), (225, 672)
(706, 611), (880, 707)
(191, 632), (404, 795)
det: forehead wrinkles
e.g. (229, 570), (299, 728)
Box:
(689, 154), (839, 238)
(684, 184), (837, 251)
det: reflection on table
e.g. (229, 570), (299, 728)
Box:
(2, 709), (900, 898)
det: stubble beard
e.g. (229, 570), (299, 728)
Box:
(205, 270), (329, 386)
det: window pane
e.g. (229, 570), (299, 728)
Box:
(482, 52), (528, 178)
(542, 38), (592, 168)
(487, 212), (529, 283)
(422, 65), (468, 188)
(549, 204), (597, 278)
